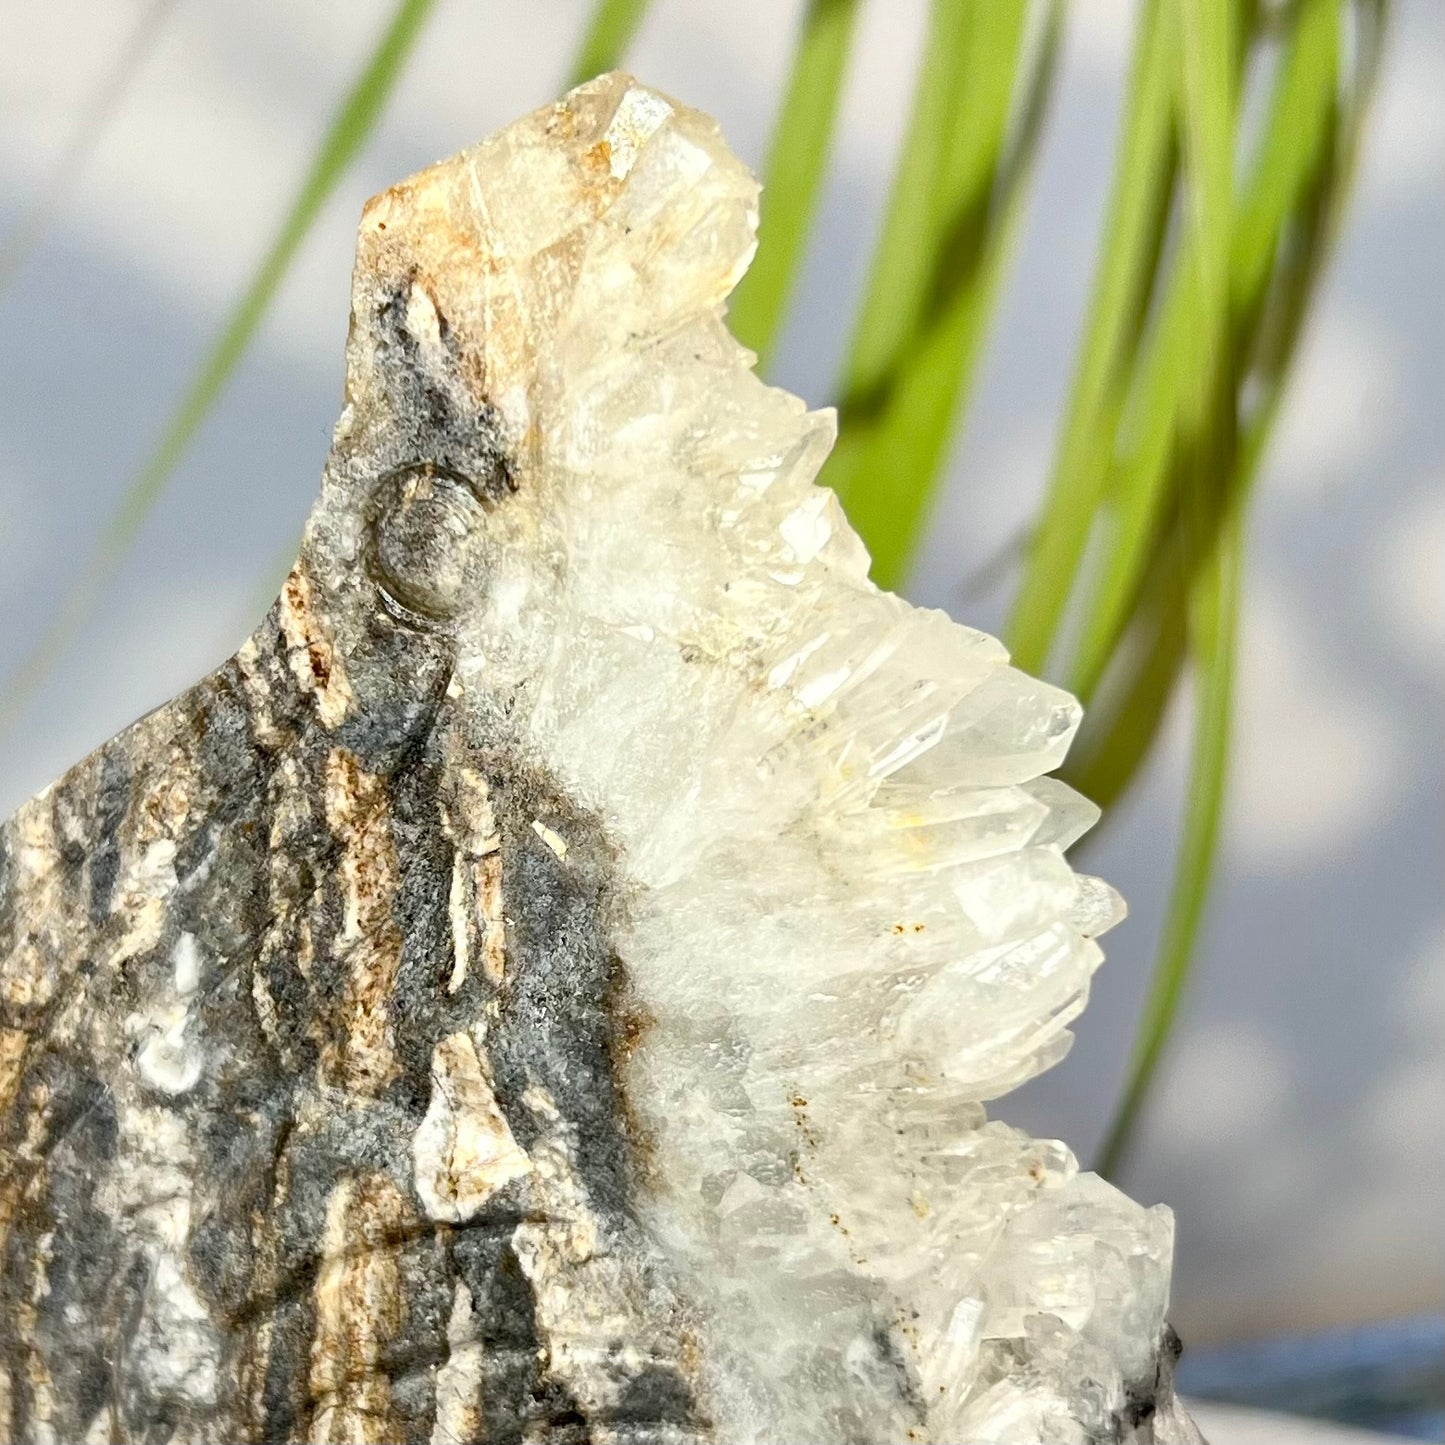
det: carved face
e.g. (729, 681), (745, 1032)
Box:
(0, 73), (1189, 1445)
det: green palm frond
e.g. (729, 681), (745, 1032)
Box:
(568, 0), (653, 88)
(1077, 0), (1386, 1176)
(825, 0), (1062, 590)
(727, 0), (860, 367)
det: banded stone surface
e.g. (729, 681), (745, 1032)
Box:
(0, 74), (1201, 1445)
(1, 620), (706, 1444)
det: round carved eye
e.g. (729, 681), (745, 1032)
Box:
(367, 462), (487, 622)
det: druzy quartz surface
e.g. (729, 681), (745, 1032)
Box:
(0, 74), (1202, 1445)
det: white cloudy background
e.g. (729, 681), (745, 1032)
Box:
(0, 0), (1439, 1356)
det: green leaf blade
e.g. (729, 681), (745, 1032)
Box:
(1095, 492), (1243, 1180)
(828, 0), (1057, 588)
(1065, 265), (1196, 700)
(1005, 0), (1178, 675)
(834, 0), (977, 412)
(1231, 0), (1341, 325)
(1061, 540), (1188, 812)
(831, 208), (1019, 589)
(1082, 0), (1376, 1178)
(567, 0), (652, 88)
(728, 0), (860, 366)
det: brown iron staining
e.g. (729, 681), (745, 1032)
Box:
(319, 748), (404, 1096)
(601, 950), (661, 1186)
(307, 1172), (410, 1445)
(279, 564), (354, 731)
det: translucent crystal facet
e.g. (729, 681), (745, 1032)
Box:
(377, 72), (1196, 1444)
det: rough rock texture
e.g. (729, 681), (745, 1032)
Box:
(0, 75), (1203, 1445)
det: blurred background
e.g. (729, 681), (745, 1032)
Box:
(0, 1), (1439, 1439)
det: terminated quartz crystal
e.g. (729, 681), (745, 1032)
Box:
(0, 75), (1203, 1444)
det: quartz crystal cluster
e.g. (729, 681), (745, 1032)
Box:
(0, 73), (1201, 1444)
